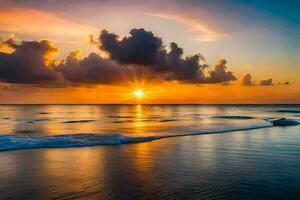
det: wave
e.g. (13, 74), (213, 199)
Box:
(107, 116), (134, 119)
(276, 110), (300, 113)
(159, 119), (178, 122)
(0, 122), (274, 152)
(269, 118), (299, 126)
(27, 118), (51, 123)
(0, 133), (159, 152)
(38, 112), (50, 115)
(63, 120), (96, 124)
(212, 115), (255, 120)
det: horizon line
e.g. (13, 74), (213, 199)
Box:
(0, 103), (300, 106)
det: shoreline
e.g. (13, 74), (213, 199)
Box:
(0, 124), (275, 152)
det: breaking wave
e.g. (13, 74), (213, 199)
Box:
(159, 119), (178, 122)
(0, 121), (275, 152)
(63, 120), (96, 124)
(212, 115), (255, 120)
(276, 110), (300, 113)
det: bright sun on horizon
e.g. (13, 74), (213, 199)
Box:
(134, 89), (144, 98)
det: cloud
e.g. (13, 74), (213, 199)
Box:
(99, 28), (236, 83)
(0, 40), (58, 83)
(242, 73), (254, 86)
(148, 13), (229, 42)
(0, 38), (17, 49)
(260, 78), (273, 86)
(207, 59), (236, 83)
(0, 37), (17, 53)
(0, 7), (96, 43)
(99, 28), (164, 66)
(89, 35), (99, 45)
(0, 28), (237, 85)
(58, 50), (132, 84)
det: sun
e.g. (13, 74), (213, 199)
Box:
(134, 89), (144, 98)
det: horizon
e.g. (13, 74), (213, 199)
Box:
(1, 103), (300, 106)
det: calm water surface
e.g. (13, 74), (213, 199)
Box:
(0, 105), (300, 199)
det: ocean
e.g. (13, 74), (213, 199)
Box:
(0, 105), (300, 199)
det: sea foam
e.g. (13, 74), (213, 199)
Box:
(0, 121), (275, 152)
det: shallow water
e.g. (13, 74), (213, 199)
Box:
(0, 126), (300, 199)
(0, 105), (299, 151)
(0, 104), (292, 137)
(0, 105), (300, 199)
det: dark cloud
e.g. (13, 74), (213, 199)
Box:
(206, 59), (236, 83)
(260, 78), (273, 86)
(0, 40), (58, 83)
(99, 28), (236, 83)
(161, 42), (207, 83)
(58, 51), (132, 84)
(283, 81), (290, 85)
(0, 28), (237, 85)
(99, 28), (164, 66)
(242, 73), (254, 86)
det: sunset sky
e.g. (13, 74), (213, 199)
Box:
(0, 0), (299, 104)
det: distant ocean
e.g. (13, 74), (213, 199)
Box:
(0, 105), (300, 199)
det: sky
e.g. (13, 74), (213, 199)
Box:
(0, 0), (299, 104)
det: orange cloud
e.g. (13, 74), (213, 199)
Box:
(0, 42), (14, 53)
(0, 7), (96, 43)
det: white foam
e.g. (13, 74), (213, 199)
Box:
(0, 121), (275, 152)
(0, 134), (159, 151)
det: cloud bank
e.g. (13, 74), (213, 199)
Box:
(99, 28), (236, 83)
(58, 51), (131, 84)
(0, 28), (237, 85)
(260, 78), (273, 86)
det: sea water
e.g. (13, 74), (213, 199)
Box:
(0, 104), (299, 151)
(0, 105), (300, 199)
